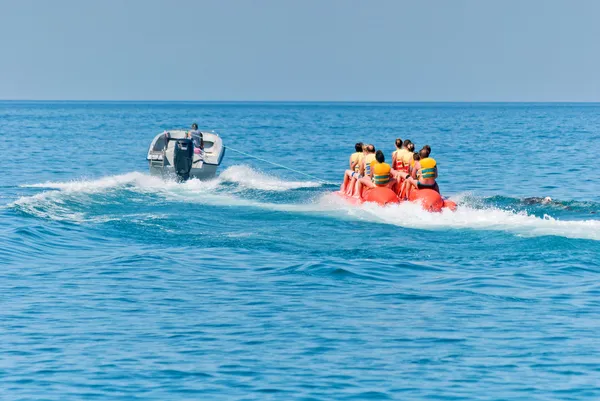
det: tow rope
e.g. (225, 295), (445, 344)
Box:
(225, 146), (334, 186)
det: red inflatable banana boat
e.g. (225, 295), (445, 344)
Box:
(337, 186), (457, 212)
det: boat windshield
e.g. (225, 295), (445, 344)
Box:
(152, 135), (166, 151)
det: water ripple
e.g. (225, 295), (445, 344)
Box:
(2, 102), (600, 400)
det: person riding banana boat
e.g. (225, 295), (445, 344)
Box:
(340, 142), (364, 196)
(355, 149), (396, 198)
(391, 138), (406, 173)
(391, 139), (411, 174)
(401, 142), (415, 172)
(351, 144), (375, 197)
(400, 147), (439, 200)
(391, 139), (415, 190)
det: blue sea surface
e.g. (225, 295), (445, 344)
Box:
(1, 101), (600, 400)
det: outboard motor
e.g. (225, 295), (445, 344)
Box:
(173, 139), (194, 181)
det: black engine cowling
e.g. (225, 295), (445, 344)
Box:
(173, 139), (194, 181)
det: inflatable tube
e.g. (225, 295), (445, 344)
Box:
(443, 199), (457, 211)
(362, 187), (400, 206)
(337, 185), (456, 212)
(408, 188), (445, 212)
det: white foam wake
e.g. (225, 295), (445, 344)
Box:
(315, 193), (600, 241)
(22, 172), (148, 193)
(218, 165), (322, 191)
(21, 165), (322, 193)
(11, 167), (322, 221)
(11, 170), (600, 241)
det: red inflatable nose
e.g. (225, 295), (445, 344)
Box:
(443, 200), (457, 211)
(408, 188), (444, 212)
(362, 187), (400, 205)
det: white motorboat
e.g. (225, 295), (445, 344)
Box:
(147, 130), (225, 181)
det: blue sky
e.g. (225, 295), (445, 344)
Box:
(1, 0), (599, 101)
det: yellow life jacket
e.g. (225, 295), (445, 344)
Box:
(364, 153), (376, 176)
(373, 162), (391, 186)
(419, 157), (437, 179)
(350, 152), (363, 172)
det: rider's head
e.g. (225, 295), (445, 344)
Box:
(355, 142), (363, 152)
(191, 123), (198, 130)
(395, 138), (403, 149)
(422, 145), (431, 156)
(407, 143), (415, 152)
(403, 139), (412, 148)
(413, 152), (421, 162)
(419, 148), (430, 159)
(375, 150), (385, 163)
(368, 144), (375, 153)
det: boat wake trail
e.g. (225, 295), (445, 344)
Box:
(10, 167), (323, 222)
(318, 194), (600, 241)
(8, 168), (600, 241)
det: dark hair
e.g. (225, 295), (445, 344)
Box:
(413, 152), (421, 161)
(395, 138), (403, 149)
(368, 144), (375, 153)
(403, 139), (412, 148)
(191, 123), (198, 130)
(407, 143), (415, 152)
(422, 145), (431, 155)
(355, 142), (363, 152)
(375, 150), (385, 163)
(419, 148), (429, 158)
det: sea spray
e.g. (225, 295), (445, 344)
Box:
(11, 169), (600, 241)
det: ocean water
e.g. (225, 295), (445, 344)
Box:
(1, 101), (600, 400)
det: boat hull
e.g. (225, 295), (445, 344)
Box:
(149, 163), (219, 180)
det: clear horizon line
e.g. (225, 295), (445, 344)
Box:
(2, 99), (600, 104)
